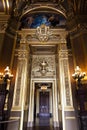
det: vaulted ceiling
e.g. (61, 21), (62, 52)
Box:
(0, 0), (87, 16)
(0, 0), (87, 71)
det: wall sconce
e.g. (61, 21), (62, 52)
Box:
(0, 66), (13, 82)
(72, 66), (86, 88)
(0, 67), (13, 121)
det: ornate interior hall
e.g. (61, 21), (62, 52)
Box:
(0, 0), (87, 130)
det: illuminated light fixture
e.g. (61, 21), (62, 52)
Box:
(4, 66), (13, 78)
(41, 85), (47, 91)
(36, 24), (52, 42)
(72, 66), (86, 80)
(0, 72), (4, 79)
(72, 66), (86, 88)
(0, 66), (13, 80)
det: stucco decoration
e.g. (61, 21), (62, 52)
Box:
(31, 55), (56, 78)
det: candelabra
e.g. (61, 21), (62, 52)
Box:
(72, 66), (86, 88)
(0, 66), (13, 121)
(72, 67), (87, 130)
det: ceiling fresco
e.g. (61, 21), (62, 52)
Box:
(20, 13), (66, 29)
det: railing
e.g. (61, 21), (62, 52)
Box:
(0, 119), (20, 130)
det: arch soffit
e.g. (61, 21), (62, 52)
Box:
(20, 5), (67, 20)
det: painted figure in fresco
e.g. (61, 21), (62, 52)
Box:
(20, 13), (62, 29)
(48, 15), (59, 27)
(27, 16), (34, 27)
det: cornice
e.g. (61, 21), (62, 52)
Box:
(17, 28), (68, 45)
(0, 14), (10, 21)
(69, 24), (87, 39)
(66, 15), (87, 38)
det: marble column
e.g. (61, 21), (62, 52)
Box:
(58, 42), (79, 130)
(27, 80), (35, 127)
(52, 80), (59, 127)
(12, 35), (29, 130)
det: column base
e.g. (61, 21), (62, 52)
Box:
(27, 122), (34, 127)
(53, 121), (59, 127)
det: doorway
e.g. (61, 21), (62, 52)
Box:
(39, 91), (50, 117)
(34, 82), (53, 126)
(28, 80), (59, 127)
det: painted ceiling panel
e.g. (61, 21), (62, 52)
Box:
(20, 13), (66, 29)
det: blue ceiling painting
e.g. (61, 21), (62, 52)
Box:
(20, 13), (66, 29)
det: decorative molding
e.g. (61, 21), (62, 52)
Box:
(65, 117), (76, 119)
(63, 59), (71, 106)
(15, 43), (29, 60)
(20, 2), (67, 19)
(0, 22), (7, 32)
(59, 43), (73, 107)
(14, 61), (23, 106)
(69, 23), (87, 37)
(18, 28), (68, 44)
(67, 15), (87, 38)
(31, 55), (56, 78)
(13, 42), (29, 107)
(36, 24), (52, 42)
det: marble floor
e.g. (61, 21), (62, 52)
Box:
(27, 117), (60, 130)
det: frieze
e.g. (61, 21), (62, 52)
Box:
(18, 28), (67, 44)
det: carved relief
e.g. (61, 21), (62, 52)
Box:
(63, 60), (71, 106)
(59, 43), (72, 106)
(14, 42), (29, 106)
(15, 43), (29, 60)
(14, 61), (23, 106)
(31, 55), (56, 78)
